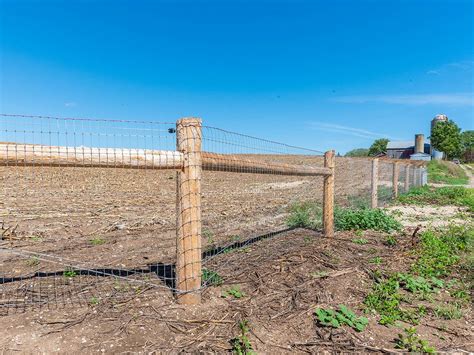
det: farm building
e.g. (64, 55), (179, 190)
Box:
(386, 134), (431, 160)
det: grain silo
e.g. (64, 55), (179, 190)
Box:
(431, 114), (448, 160)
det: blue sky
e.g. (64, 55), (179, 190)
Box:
(1, 0), (473, 154)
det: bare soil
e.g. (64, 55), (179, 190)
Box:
(2, 158), (470, 353)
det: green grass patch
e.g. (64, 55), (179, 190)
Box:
(365, 224), (473, 325)
(428, 160), (468, 185)
(398, 185), (474, 212)
(287, 202), (402, 233)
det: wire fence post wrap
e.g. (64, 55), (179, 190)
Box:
(371, 159), (379, 209)
(176, 118), (202, 305)
(323, 150), (335, 238)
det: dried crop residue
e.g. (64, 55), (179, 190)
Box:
(387, 204), (470, 227)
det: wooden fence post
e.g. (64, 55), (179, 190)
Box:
(176, 118), (202, 305)
(371, 159), (379, 209)
(392, 162), (399, 199)
(404, 165), (410, 193)
(323, 150), (335, 238)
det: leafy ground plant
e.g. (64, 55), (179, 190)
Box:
(230, 320), (255, 355)
(395, 327), (435, 353)
(202, 268), (223, 286)
(315, 305), (368, 332)
(64, 268), (77, 278)
(352, 238), (368, 245)
(222, 285), (245, 299)
(287, 202), (402, 232)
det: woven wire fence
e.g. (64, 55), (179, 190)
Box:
(199, 126), (326, 286)
(0, 114), (179, 314)
(1, 114), (427, 313)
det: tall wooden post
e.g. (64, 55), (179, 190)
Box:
(404, 165), (410, 192)
(176, 118), (202, 305)
(371, 159), (379, 209)
(392, 162), (399, 198)
(323, 150), (335, 238)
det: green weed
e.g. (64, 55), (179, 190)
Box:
(230, 320), (255, 355)
(287, 202), (402, 232)
(222, 285), (246, 299)
(89, 237), (106, 246)
(385, 235), (398, 246)
(395, 327), (435, 353)
(26, 256), (40, 267)
(202, 268), (223, 286)
(315, 305), (368, 332)
(352, 238), (368, 245)
(64, 268), (78, 278)
(90, 297), (100, 306)
(370, 257), (382, 265)
(434, 303), (463, 320)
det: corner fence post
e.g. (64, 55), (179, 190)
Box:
(392, 162), (399, 199)
(323, 150), (335, 238)
(176, 118), (202, 305)
(404, 164), (410, 193)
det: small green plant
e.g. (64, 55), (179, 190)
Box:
(203, 228), (215, 245)
(64, 268), (78, 278)
(202, 268), (223, 286)
(286, 201), (322, 229)
(335, 208), (402, 232)
(370, 257), (382, 265)
(310, 271), (329, 278)
(230, 320), (255, 355)
(434, 303), (463, 320)
(395, 327), (435, 353)
(303, 236), (312, 244)
(89, 237), (106, 246)
(222, 285), (245, 299)
(354, 230), (364, 237)
(315, 305), (368, 332)
(30, 235), (42, 242)
(26, 256), (40, 267)
(385, 235), (398, 246)
(352, 238), (368, 245)
(90, 297), (100, 306)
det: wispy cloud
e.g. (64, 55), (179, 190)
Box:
(427, 60), (474, 75)
(307, 122), (400, 140)
(332, 93), (473, 106)
(64, 102), (77, 107)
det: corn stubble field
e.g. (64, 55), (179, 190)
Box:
(0, 157), (472, 353)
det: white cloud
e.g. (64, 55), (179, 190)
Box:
(332, 93), (473, 106)
(426, 70), (439, 75)
(64, 102), (77, 107)
(307, 122), (400, 140)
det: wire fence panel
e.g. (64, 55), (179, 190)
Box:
(0, 114), (179, 314)
(0, 114), (428, 311)
(200, 126), (326, 286)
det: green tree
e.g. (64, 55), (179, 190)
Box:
(430, 121), (462, 159)
(368, 139), (389, 156)
(345, 148), (369, 157)
(461, 130), (474, 151)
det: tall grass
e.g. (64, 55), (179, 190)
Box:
(428, 160), (468, 185)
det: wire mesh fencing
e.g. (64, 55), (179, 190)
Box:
(1, 114), (428, 311)
(0, 114), (180, 314)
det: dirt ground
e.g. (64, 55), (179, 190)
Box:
(1, 158), (455, 353)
